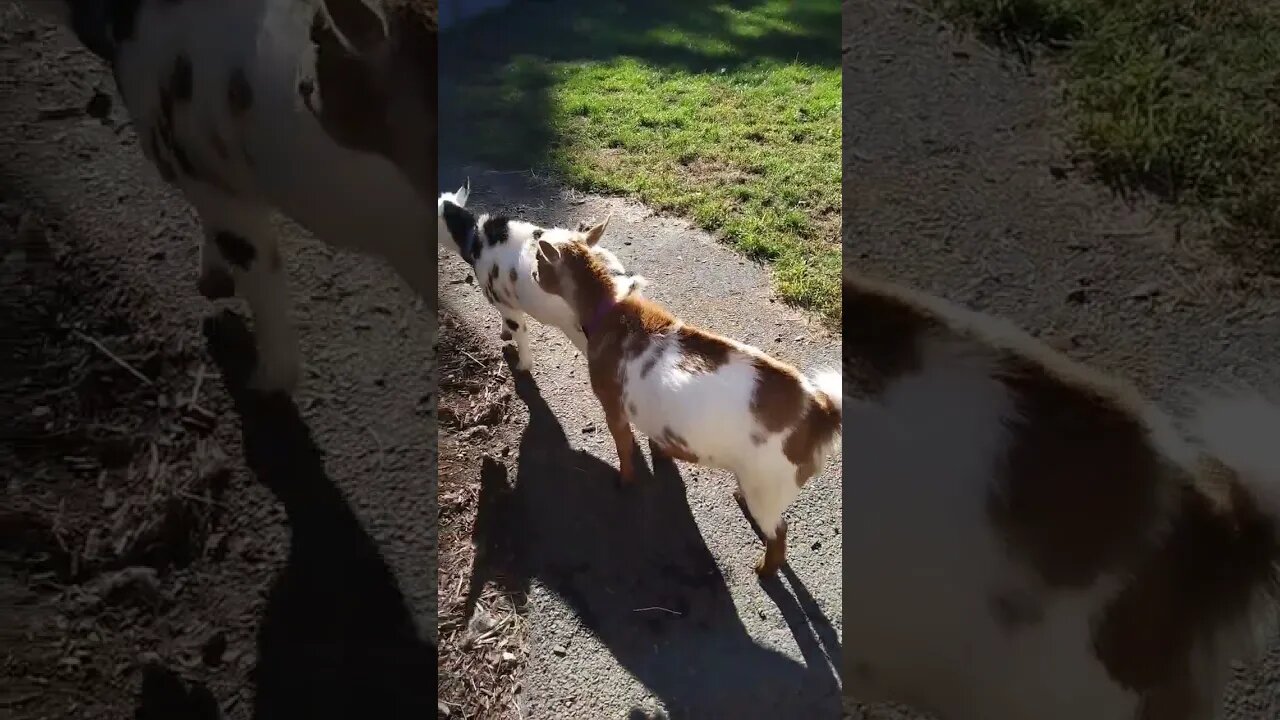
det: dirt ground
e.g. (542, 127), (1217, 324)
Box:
(1, 6), (436, 719)
(844, 2), (1280, 718)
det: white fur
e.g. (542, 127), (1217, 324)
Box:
(57, 0), (436, 392)
(438, 196), (642, 370)
(842, 279), (1280, 720)
(623, 332), (841, 548)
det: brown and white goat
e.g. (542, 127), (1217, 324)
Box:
(531, 238), (842, 575)
(841, 274), (1280, 720)
(46, 0), (438, 392)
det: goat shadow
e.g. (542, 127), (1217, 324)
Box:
(468, 358), (841, 718)
(191, 310), (436, 720)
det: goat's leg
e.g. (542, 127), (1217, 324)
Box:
(565, 326), (589, 356)
(608, 412), (638, 485)
(197, 237), (236, 300)
(590, 380), (637, 484)
(735, 474), (798, 576)
(497, 309), (532, 372)
(196, 200), (299, 394)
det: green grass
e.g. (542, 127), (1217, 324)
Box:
(938, 0), (1280, 264)
(442, 0), (842, 322)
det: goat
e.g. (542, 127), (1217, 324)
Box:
(529, 237), (841, 575)
(438, 195), (639, 372)
(46, 0), (439, 392)
(841, 274), (1280, 720)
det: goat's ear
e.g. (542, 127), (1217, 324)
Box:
(455, 178), (470, 207)
(535, 239), (562, 265)
(534, 239), (562, 290)
(440, 201), (476, 244)
(582, 214), (611, 246)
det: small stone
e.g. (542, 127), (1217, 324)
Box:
(31, 405), (50, 418)
(582, 424), (595, 434)
(501, 651), (517, 663)
(101, 489), (118, 510)
(439, 701), (451, 717)
(552, 644), (568, 656)
(810, 540), (821, 551)
(1066, 288), (1090, 305)
(1128, 281), (1160, 300)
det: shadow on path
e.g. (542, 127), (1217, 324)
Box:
(195, 311), (436, 720)
(464, 353), (841, 717)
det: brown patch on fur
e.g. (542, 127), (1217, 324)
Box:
(675, 328), (730, 374)
(653, 427), (699, 464)
(638, 347), (661, 378)
(843, 276), (936, 395)
(751, 356), (806, 433)
(988, 354), (1166, 589)
(1092, 474), (1275, 718)
(305, 1), (438, 199)
(781, 388), (841, 486)
(308, 10), (393, 158)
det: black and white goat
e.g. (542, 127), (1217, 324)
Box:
(44, 0), (439, 392)
(438, 193), (639, 372)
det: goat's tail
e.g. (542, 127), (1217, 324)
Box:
(1192, 391), (1280, 533)
(810, 369), (842, 416)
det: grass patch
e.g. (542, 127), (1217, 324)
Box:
(442, 0), (841, 321)
(937, 0), (1280, 263)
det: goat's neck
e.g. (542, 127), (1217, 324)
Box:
(570, 273), (619, 333)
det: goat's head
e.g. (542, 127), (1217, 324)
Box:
(533, 227), (648, 322)
(305, 0), (437, 200)
(437, 179), (471, 257)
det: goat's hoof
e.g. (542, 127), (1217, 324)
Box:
(197, 268), (235, 300)
(754, 554), (782, 577)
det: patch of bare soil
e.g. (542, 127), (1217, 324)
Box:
(436, 311), (527, 720)
(0, 188), (271, 718)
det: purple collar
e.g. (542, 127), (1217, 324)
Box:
(582, 297), (618, 338)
